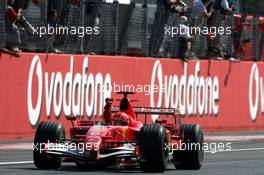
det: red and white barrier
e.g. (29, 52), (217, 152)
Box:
(0, 53), (264, 139)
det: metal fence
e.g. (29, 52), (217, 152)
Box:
(0, 0), (263, 60)
(259, 24), (264, 59)
(22, 0), (47, 51)
(121, 3), (148, 56)
(86, 2), (119, 55)
(59, 0), (85, 54)
(208, 11), (235, 57)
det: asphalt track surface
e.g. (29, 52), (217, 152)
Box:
(0, 137), (264, 175)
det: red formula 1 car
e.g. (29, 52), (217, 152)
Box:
(33, 92), (204, 172)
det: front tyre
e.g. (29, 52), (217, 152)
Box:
(33, 121), (65, 169)
(173, 124), (204, 170)
(139, 124), (169, 172)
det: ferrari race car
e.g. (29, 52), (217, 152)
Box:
(33, 92), (204, 172)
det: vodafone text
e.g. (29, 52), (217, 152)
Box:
(150, 61), (219, 116)
(27, 55), (111, 126)
(27, 56), (220, 126)
(165, 141), (232, 154)
(249, 64), (264, 121)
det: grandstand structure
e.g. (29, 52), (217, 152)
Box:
(0, 0), (263, 60)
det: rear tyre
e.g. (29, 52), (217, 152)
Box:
(139, 124), (169, 172)
(33, 121), (65, 169)
(173, 124), (204, 170)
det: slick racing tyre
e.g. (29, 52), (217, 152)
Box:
(173, 124), (204, 170)
(139, 124), (169, 172)
(33, 121), (65, 169)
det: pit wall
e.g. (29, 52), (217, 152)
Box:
(0, 53), (264, 139)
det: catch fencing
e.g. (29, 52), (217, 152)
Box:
(0, 0), (263, 60)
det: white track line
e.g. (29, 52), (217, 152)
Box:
(205, 135), (264, 141)
(222, 147), (264, 152)
(205, 147), (264, 154)
(0, 148), (263, 165)
(0, 135), (264, 150)
(0, 143), (32, 150)
(0, 161), (33, 165)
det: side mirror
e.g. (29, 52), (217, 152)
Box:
(155, 119), (167, 124)
(66, 114), (77, 121)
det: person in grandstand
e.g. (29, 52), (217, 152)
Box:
(12, 0), (41, 12)
(166, 0), (188, 16)
(177, 16), (193, 62)
(45, 9), (62, 53)
(233, 14), (251, 60)
(188, 0), (213, 59)
(47, 0), (63, 15)
(5, 0), (22, 54)
(213, 0), (236, 15)
(191, 0), (213, 19)
(211, 0), (238, 61)
(149, 0), (188, 57)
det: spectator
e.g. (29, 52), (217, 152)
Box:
(233, 14), (250, 60)
(58, 0), (80, 26)
(45, 9), (61, 53)
(12, 0), (40, 12)
(177, 16), (193, 62)
(5, 0), (22, 54)
(191, 0), (213, 19)
(214, 0), (235, 16)
(207, 36), (226, 60)
(189, 0), (213, 59)
(47, 9), (57, 28)
(149, 0), (188, 57)
(211, 0), (237, 61)
(48, 0), (63, 15)
(166, 0), (188, 16)
(58, 1), (70, 26)
(12, 0), (30, 12)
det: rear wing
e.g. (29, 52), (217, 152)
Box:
(112, 107), (177, 115)
(111, 107), (180, 124)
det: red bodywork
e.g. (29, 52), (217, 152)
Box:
(47, 92), (182, 165)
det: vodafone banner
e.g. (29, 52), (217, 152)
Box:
(0, 53), (264, 139)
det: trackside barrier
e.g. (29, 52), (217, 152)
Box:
(0, 53), (264, 139)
